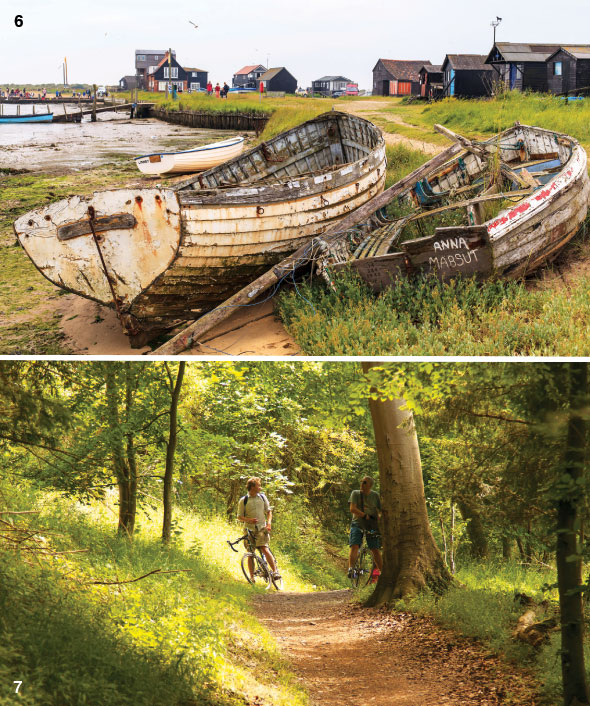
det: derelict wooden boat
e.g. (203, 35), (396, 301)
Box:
(0, 113), (53, 123)
(133, 135), (246, 175)
(14, 111), (386, 344)
(320, 123), (590, 289)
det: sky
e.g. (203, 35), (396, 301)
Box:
(2, 0), (590, 89)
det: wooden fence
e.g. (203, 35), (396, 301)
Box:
(150, 107), (270, 135)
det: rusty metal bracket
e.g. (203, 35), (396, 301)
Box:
(87, 206), (134, 332)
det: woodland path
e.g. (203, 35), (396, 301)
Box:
(256, 590), (540, 706)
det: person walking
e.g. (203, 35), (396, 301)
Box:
(207, 80), (213, 96)
(221, 82), (229, 98)
(237, 477), (279, 582)
(214, 82), (220, 98)
(347, 476), (383, 578)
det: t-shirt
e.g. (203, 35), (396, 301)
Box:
(237, 492), (271, 529)
(349, 489), (381, 527)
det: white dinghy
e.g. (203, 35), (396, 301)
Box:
(134, 135), (245, 175)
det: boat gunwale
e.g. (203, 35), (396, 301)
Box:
(172, 110), (385, 193)
(133, 135), (245, 161)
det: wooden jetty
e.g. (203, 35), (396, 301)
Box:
(52, 102), (154, 122)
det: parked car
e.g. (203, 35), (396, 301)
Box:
(331, 91), (345, 98)
(96, 86), (107, 97)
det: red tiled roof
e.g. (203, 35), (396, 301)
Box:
(378, 59), (432, 81)
(235, 64), (265, 75)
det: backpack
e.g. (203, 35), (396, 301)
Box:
(242, 492), (267, 510)
(359, 491), (380, 532)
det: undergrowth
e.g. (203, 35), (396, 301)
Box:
(0, 478), (345, 706)
(277, 244), (590, 356)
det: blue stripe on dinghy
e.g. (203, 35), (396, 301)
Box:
(133, 136), (244, 161)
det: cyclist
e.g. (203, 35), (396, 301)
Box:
(237, 477), (279, 582)
(347, 476), (383, 579)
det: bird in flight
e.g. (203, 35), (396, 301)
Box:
(189, 20), (198, 28)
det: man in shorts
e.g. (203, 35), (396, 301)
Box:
(348, 476), (383, 578)
(237, 477), (279, 582)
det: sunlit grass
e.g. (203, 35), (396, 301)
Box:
(0, 480), (328, 706)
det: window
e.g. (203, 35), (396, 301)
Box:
(148, 66), (157, 74)
(136, 54), (146, 62)
(153, 55), (159, 61)
(158, 81), (167, 91)
(554, 61), (562, 76)
(192, 72), (198, 77)
(191, 82), (200, 89)
(164, 67), (179, 79)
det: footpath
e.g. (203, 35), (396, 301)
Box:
(256, 590), (539, 706)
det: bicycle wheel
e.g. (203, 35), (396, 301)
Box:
(241, 553), (257, 584)
(357, 547), (375, 587)
(255, 552), (273, 589)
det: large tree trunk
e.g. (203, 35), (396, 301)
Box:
(556, 363), (589, 706)
(162, 362), (185, 544)
(362, 362), (451, 604)
(457, 499), (489, 559)
(104, 363), (137, 537)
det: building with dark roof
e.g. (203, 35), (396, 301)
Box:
(485, 42), (560, 92)
(233, 64), (267, 89)
(119, 75), (139, 91)
(311, 75), (353, 96)
(546, 46), (590, 95)
(135, 49), (175, 89)
(372, 59), (431, 96)
(147, 52), (208, 92)
(259, 67), (297, 93)
(418, 65), (443, 99)
(442, 55), (493, 97)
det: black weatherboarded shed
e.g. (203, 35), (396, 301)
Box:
(546, 46), (590, 95)
(485, 42), (560, 92)
(442, 55), (493, 97)
(372, 59), (431, 96)
(259, 67), (297, 94)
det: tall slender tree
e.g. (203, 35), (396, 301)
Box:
(162, 362), (186, 544)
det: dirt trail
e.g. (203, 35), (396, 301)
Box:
(256, 590), (539, 706)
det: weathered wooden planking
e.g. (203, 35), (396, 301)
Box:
(401, 226), (493, 280)
(333, 253), (410, 293)
(57, 213), (137, 241)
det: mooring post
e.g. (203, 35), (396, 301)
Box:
(92, 84), (97, 122)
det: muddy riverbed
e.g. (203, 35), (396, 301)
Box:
(0, 110), (237, 173)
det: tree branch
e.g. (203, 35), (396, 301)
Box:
(85, 568), (191, 585)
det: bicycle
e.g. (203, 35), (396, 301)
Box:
(227, 526), (283, 591)
(349, 529), (380, 588)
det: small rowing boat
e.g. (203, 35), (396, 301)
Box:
(134, 135), (246, 175)
(0, 113), (53, 124)
(318, 122), (589, 289)
(14, 111), (386, 345)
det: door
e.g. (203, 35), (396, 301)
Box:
(510, 63), (517, 89)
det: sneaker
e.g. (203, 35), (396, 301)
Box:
(272, 571), (281, 579)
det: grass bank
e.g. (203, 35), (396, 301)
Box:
(277, 227), (590, 356)
(388, 560), (579, 705)
(0, 479), (345, 706)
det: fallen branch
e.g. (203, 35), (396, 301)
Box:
(0, 510), (41, 515)
(85, 568), (192, 586)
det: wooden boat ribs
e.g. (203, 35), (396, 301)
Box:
(320, 123), (590, 289)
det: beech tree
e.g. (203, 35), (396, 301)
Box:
(362, 362), (451, 603)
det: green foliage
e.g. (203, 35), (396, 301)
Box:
(278, 266), (590, 355)
(0, 476), (342, 705)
